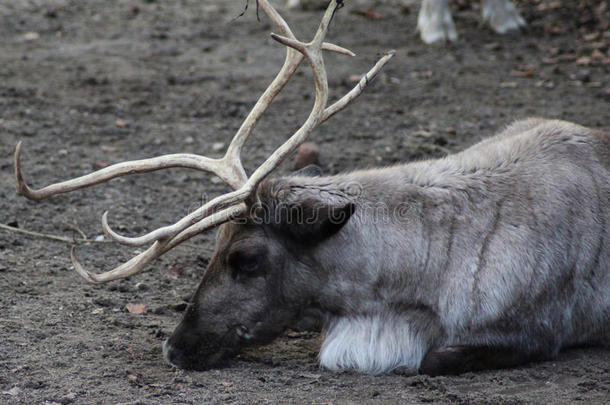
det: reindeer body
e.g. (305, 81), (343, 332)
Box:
(313, 119), (609, 373)
(164, 119), (610, 374)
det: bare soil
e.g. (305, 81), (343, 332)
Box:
(1, 1), (609, 404)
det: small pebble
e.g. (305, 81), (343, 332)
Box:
(292, 142), (320, 171)
(135, 282), (149, 291)
(23, 32), (40, 41)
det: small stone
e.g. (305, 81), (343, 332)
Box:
(212, 142), (225, 152)
(60, 392), (77, 404)
(23, 32), (40, 41)
(291, 143), (320, 171)
(170, 302), (188, 312)
(153, 306), (167, 315)
(93, 298), (115, 307)
(3, 387), (20, 396)
(135, 282), (149, 291)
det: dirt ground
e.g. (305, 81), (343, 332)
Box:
(1, 0), (609, 404)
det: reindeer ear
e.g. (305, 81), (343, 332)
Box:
(282, 200), (355, 242)
(255, 179), (355, 243)
(292, 164), (323, 178)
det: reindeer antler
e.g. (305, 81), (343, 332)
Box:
(14, 0), (394, 283)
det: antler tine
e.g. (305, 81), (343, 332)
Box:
(102, 185), (251, 246)
(322, 50), (395, 123)
(73, 203), (247, 283)
(14, 141), (246, 200)
(71, 242), (164, 284)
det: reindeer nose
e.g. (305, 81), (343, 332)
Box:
(162, 339), (180, 368)
(162, 336), (203, 370)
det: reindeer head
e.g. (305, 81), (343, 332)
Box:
(14, 0), (392, 369)
(163, 170), (356, 369)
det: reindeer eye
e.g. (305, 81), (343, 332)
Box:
(228, 250), (264, 279)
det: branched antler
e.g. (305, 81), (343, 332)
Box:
(14, 0), (394, 283)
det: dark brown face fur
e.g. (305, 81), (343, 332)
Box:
(163, 221), (301, 370)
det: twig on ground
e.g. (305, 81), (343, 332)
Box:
(0, 222), (203, 251)
(0, 223), (109, 244)
(62, 221), (88, 240)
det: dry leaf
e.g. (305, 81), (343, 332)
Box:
(166, 266), (182, 280)
(126, 372), (140, 384)
(410, 70), (433, 79)
(558, 54), (577, 62)
(115, 119), (128, 128)
(512, 70), (535, 78)
(351, 8), (382, 20)
(583, 32), (600, 41)
(93, 161), (110, 169)
(125, 303), (146, 314)
(101, 145), (117, 153)
(549, 25), (567, 35)
(591, 49), (604, 59)
(575, 56), (592, 66)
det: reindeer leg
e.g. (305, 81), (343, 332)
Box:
(482, 0), (525, 35)
(417, 0), (458, 44)
(419, 345), (544, 376)
(286, 0), (301, 9)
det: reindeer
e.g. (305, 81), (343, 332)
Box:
(286, 0), (526, 44)
(14, 0), (609, 375)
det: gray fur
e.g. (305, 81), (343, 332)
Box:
(164, 119), (609, 374)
